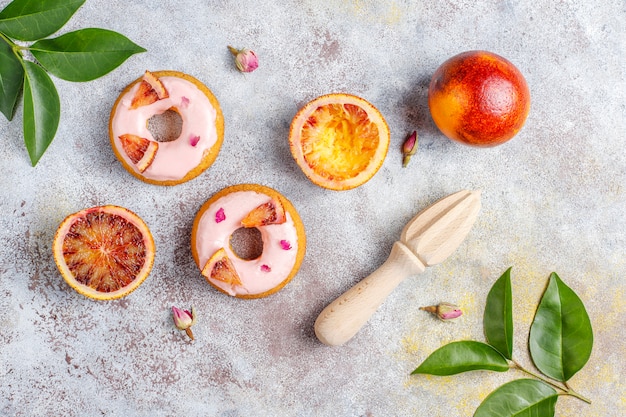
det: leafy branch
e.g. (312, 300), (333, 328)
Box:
(0, 0), (145, 166)
(412, 267), (593, 416)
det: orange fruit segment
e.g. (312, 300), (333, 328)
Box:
(241, 199), (286, 228)
(119, 134), (158, 173)
(201, 248), (243, 288)
(52, 206), (155, 300)
(289, 93), (390, 191)
(130, 70), (169, 109)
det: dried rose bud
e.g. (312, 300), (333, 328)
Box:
(420, 302), (462, 321)
(215, 207), (226, 223)
(172, 305), (197, 340)
(189, 135), (201, 147)
(228, 46), (258, 73)
(402, 130), (418, 167)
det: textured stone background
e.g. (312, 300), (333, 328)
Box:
(1, 1), (625, 416)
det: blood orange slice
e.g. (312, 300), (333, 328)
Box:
(53, 206), (155, 300)
(130, 70), (169, 109)
(289, 93), (390, 191)
(201, 248), (243, 292)
(241, 199), (286, 228)
(119, 134), (158, 173)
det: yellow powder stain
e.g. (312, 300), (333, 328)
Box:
(383, 3), (403, 25)
(595, 362), (621, 387)
(341, 0), (406, 26)
(458, 291), (478, 316)
(557, 394), (617, 416)
(400, 332), (422, 359)
(399, 327), (436, 380)
(584, 278), (623, 333)
(509, 269), (544, 326)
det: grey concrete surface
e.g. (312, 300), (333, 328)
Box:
(1, 1), (625, 416)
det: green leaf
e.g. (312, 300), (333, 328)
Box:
(22, 61), (60, 166)
(0, 0), (85, 41)
(30, 28), (146, 82)
(529, 272), (593, 382)
(0, 36), (24, 120)
(484, 267), (514, 359)
(411, 341), (509, 376)
(473, 379), (558, 417)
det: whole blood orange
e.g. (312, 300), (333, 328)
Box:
(53, 205), (155, 300)
(428, 50), (531, 147)
(289, 93), (390, 190)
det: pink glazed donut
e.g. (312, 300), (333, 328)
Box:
(109, 70), (224, 185)
(191, 184), (306, 298)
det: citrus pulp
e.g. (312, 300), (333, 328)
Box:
(289, 93), (390, 190)
(52, 205), (155, 300)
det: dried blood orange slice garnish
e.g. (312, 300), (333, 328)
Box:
(241, 199), (286, 228)
(52, 206), (155, 300)
(130, 70), (169, 109)
(289, 93), (390, 191)
(201, 248), (243, 289)
(119, 134), (158, 172)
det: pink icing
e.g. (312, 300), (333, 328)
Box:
(111, 76), (218, 181)
(194, 191), (299, 296)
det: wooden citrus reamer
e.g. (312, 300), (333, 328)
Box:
(314, 189), (481, 346)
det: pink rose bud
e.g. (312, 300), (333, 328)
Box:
(420, 302), (462, 321)
(228, 46), (259, 73)
(172, 305), (197, 340)
(402, 130), (418, 167)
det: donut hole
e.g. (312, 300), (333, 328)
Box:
(147, 108), (183, 142)
(230, 227), (264, 260)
